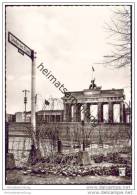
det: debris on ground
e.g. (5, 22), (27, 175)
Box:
(22, 162), (131, 177)
(23, 165), (132, 177)
(93, 152), (131, 164)
(14, 152), (132, 178)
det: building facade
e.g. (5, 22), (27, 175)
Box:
(36, 110), (64, 123)
(62, 80), (127, 124)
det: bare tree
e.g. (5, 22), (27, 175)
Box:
(104, 6), (131, 68)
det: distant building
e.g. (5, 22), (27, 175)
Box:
(13, 110), (63, 123)
(15, 111), (31, 122)
(36, 110), (64, 123)
(15, 112), (25, 122)
(6, 113), (15, 122)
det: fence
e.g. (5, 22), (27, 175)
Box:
(7, 122), (131, 166)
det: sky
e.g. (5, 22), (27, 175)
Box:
(6, 5), (131, 114)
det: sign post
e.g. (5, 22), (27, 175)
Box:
(31, 50), (37, 149)
(8, 32), (40, 159)
(8, 32), (32, 58)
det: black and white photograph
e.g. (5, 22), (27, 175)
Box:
(2, 1), (135, 193)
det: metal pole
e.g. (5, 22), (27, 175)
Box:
(31, 50), (37, 148)
(81, 120), (85, 151)
(22, 89), (29, 122)
(25, 100), (26, 122)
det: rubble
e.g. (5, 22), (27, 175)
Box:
(93, 152), (131, 164)
(22, 162), (131, 178)
(16, 152), (132, 178)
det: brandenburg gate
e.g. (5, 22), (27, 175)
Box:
(62, 80), (125, 123)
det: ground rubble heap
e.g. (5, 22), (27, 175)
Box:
(22, 152), (131, 177)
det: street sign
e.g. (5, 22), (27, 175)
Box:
(8, 31), (38, 153)
(8, 32), (33, 59)
(18, 49), (24, 56)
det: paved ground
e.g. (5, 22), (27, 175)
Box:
(6, 170), (132, 185)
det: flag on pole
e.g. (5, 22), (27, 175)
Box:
(92, 66), (95, 71)
(45, 99), (50, 105)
